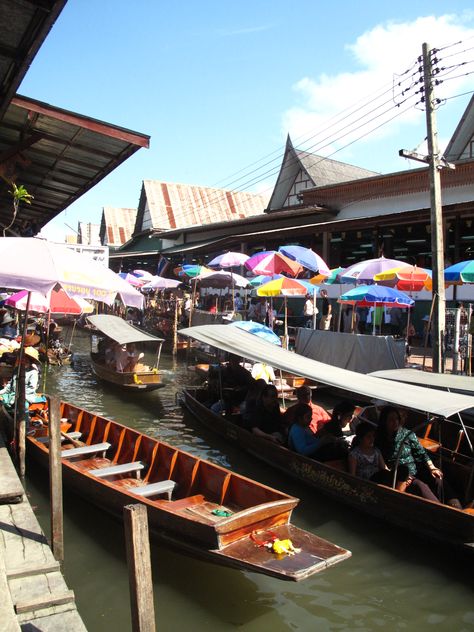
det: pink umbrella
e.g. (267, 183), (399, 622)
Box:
(245, 250), (303, 277)
(208, 251), (249, 268)
(119, 272), (146, 287)
(0, 237), (143, 308)
(340, 256), (411, 284)
(142, 275), (182, 289)
(6, 288), (93, 315)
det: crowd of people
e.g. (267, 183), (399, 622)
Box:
(203, 355), (465, 510)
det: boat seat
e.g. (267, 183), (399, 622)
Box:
(88, 461), (145, 479)
(36, 432), (82, 445)
(419, 437), (442, 452)
(61, 442), (111, 459)
(132, 480), (177, 501)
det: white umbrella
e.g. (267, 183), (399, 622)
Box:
(142, 275), (182, 290)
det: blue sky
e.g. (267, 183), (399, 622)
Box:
(18, 1), (474, 241)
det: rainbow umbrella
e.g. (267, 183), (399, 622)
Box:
(245, 250), (303, 277)
(248, 274), (283, 287)
(341, 256), (411, 284)
(177, 264), (213, 278)
(310, 266), (345, 286)
(279, 245), (330, 275)
(374, 265), (432, 292)
(444, 260), (474, 284)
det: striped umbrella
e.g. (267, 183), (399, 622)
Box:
(444, 260), (474, 284)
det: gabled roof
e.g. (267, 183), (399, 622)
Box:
(101, 206), (137, 247)
(266, 136), (377, 211)
(0, 0), (66, 119)
(134, 180), (268, 232)
(0, 95), (150, 231)
(444, 95), (474, 161)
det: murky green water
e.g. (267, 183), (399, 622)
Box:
(24, 328), (474, 631)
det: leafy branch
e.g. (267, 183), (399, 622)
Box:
(3, 183), (34, 237)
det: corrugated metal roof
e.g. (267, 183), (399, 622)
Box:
(101, 207), (137, 246)
(0, 0), (66, 119)
(296, 149), (377, 185)
(0, 95), (149, 231)
(139, 180), (268, 231)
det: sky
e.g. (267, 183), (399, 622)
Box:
(17, 0), (474, 242)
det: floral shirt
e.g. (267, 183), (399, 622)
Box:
(349, 446), (383, 480)
(377, 427), (429, 476)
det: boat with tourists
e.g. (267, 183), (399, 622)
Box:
(87, 314), (166, 392)
(179, 324), (474, 553)
(10, 400), (350, 581)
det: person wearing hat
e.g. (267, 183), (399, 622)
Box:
(0, 346), (44, 411)
(0, 311), (17, 339)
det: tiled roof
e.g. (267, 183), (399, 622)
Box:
(296, 149), (377, 186)
(101, 207), (137, 246)
(138, 181), (268, 231)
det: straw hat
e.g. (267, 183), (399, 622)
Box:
(24, 346), (40, 362)
(23, 333), (40, 346)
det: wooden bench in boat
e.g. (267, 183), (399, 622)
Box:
(132, 480), (177, 500)
(36, 432), (82, 444)
(61, 442), (111, 459)
(88, 461), (145, 479)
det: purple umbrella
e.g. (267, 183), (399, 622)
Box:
(340, 256), (411, 284)
(208, 251), (249, 268)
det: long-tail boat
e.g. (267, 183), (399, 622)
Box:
(87, 314), (165, 392)
(179, 325), (474, 553)
(20, 401), (350, 581)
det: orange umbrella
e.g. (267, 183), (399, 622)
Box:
(374, 265), (432, 292)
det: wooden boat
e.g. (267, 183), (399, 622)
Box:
(87, 315), (165, 392)
(179, 325), (474, 552)
(21, 401), (351, 581)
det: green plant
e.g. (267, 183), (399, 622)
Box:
(3, 183), (34, 237)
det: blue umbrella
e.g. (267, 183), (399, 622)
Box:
(338, 284), (414, 306)
(229, 320), (282, 345)
(279, 245), (330, 274)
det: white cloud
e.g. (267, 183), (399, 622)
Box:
(282, 14), (474, 161)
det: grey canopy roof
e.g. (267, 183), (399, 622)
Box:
(179, 325), (474, 418)
(370, 368), (474, 396)
(87, 315), (163, 345)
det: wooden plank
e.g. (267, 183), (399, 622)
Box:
(0, 539), (21, 632)
(49, 396), (64, 563)
(14, 589), (75, 614)
(0, 435), (23, 503)
(7, 562), (60, 579)
(124, 504), (156, 632)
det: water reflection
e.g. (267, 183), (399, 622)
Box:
(24, 327), (474, 632)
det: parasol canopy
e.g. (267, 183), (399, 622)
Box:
(142, 275), (182, 290)
(0, 237), (143, 308)
(208, 252), (249, 268)
(132, 269), (154, 281)
(338, 284), (415, 307)
(310, 267), (345, 286)
(192, 270), (249, 288)
(229, 320), (282, 345)
(245, 250), (303, 277)
(279, 245), (330, 275)
(444, 260), (474, 284)
(119, 272), (146, 287)
(175, 264), (213, 278)
(374, 265), (432, 292)
(340, 256), (411, 284)
(257, 277), (318, 297)
(5, 288), (94, 315)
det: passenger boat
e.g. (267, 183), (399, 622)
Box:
(87, 315), (165, 392)
(21, 401), (351, 581)
(179, 325), (474, 553)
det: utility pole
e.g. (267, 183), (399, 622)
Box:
(399, 42), (454, 373)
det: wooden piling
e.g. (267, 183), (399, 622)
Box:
(124, 504), (156, 632)
(48, 396), (64, 563)
(172, 297), (178, 356)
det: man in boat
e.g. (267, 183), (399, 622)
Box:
(221, 354), (255, 412)
(283, 385), (331, 434)
(249, 383), (284, 444)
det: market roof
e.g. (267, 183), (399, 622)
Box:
(179, 325), (474, 417)
(0, 0), (66, 119)
(0, 95), (150, 231)
(87, 314), (163, 345)
(101, 206), (137, 247)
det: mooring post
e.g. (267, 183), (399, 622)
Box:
(124, 504), (156, 632)
(48, 395), (64, 563)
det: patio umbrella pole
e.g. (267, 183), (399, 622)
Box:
(14, 290), (31, 478)
(373, 303), (377, 336)
(312, 290), (317, 330)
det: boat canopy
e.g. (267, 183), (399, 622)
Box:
(180, 325), (474, 418)
(370, 368), (474, 396)
(87, 315), (164, 345)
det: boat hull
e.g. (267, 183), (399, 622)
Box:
(182, 388), (474, 552)
(90, 357), (165, 391)
(18, 401), (350, 581)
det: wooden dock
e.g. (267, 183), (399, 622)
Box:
(0, 431), (87, 631)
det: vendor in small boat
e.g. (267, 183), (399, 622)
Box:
(0, 346), (45, 411)
(374, 406), (461, 507)
(283, 385), (330, 434)
(249, 383), (284, 444)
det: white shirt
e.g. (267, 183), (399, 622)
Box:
(304, 299), (317, 317)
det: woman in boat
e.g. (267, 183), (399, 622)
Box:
(249, 383), (284, 443)
(240, 378), (267, 427)
(313, 401), (356, 461)
(288, 403), (326, 456)
(0, 346), (45, 411)
(374, 406), (461, 506)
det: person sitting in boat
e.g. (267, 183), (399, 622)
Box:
(0, 347), (45, 411)
(374, 406), (461, 507)
(313, 401), (356, 461)
(348, 422), (402, 483)
(288, 403), (327, 456)
(240, 378), (267, 427)
(222, 354), (255, 410)
(249, 383), (284, 444)
(283, 385), (330, 434)
(0, 311), (17, 339)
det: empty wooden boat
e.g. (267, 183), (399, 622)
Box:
(88, 314), (165, 391)
(25, 401), (351, 581)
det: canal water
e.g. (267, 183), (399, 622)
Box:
(25, 328), (473, 631)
